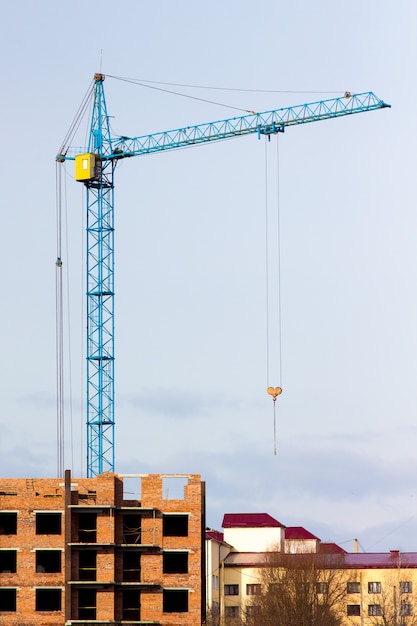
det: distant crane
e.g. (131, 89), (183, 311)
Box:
(57, 73), (389, 477)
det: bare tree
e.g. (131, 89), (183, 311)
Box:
(246, 551), (346, 626)
(367, 570), (417, 626)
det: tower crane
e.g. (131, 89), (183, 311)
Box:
(57, 73), (389, 477)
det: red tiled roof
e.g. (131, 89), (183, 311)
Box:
(319, 542), (347, 555)
(344, 552), (417, 569)
(222, 513), (284, 529)
(205, 529), (225, 543)
(225, 551), (417, 569)
(285, 526), (320, 541)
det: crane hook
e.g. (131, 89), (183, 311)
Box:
(267, 386), (282, 401)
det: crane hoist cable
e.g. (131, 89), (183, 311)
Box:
(264, 136), (283, 455)
(55, 163), (64, 478)
(57, 80), (94, 159)
(56, 162), (78, 477)
(62, 166), (75, 475)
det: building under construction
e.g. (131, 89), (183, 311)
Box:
(0, 471), (205, 625)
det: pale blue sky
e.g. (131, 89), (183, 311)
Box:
(0, 0), (416, 552)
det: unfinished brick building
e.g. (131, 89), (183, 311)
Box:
(0, 471), (206, 625)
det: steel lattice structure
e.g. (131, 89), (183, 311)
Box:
(58, 73), (389, 477)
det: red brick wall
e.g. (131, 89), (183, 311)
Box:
(0, 472), (205, 625)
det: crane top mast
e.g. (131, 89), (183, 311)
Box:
(57, 74), (390, 477)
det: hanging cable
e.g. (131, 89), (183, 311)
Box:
(264, 136), (283, 454)
(275, 136), (284, 386)
(55, 164), (64, 477)
(265, 140), (271, 388)
(62, 166), (75, 473)
(57, 81), (94, 158)
(106, 74), (343, 95)
(106, 74), (259, 114)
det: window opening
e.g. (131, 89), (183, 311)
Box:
(0, 512), (17, 535)
(225, 606), (239, 618)
(36, 550), (61, 573)
(316, 582), (329, 594)
(123, 552), (141, 582)
(0, 588), (16, 611)
(163, 589), (188, 613)
(246, 584), (261, 596)
(401, 581), (413, 594)
(401, 603), (413, 616)
(122, 589), (140, 621)
(347, 605), (361, 616)
(123, 477), (142, 501)
(78, 589), (96, 620)
(225, 584), (239, 596)
(0, 550), (17, 573)
(36, 588), (61, 611)
(36, 513), (61, 535)
(122, 514), (141, 544)
(347, 581), (360, 594)
(368, 604), (382, 616)
(163, 551), (188, 574)
(78, 512), (97, 543)
(163, 514), (188, 537)
(163, 476), (188, 500)
(79, 551), (97, 581)
(368, 582), (381, 594)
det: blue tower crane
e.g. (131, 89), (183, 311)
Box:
(57, 73), (389, 477)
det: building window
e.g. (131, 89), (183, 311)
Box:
(0, 550), (17, 573)
(212, 574), (219, 590)
(401, 603), (413, 616)
(123, 551), (141, 582)
(316, 582), (329, 594)
(162, 514), (188, 537)
(225, 606), (239, 618)
(246, 584), (261, 596)
(368, 582), (381, 594)
(347, 581), (360, 594)
(368, 604), (382, 616)
(78, 589), (96, 620)
(347, 604), (361, 616)
(122, 514), (141, 544)
(36, 550), (61, 573)
(122, 589), (140, 621)
(163, 551), (188, 574)
(78, 512), (97, 543)
(400, 581), (413, 594)
(0, 588), (16, 612)
(163, 589), (188, 613)
(78, 551), (97, 581)
(0, 513), (17, 535)
(225, 584), (239, 596)
(36, 588), (61, 611)
(36, 513), (61, 535)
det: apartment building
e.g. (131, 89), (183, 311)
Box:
(206, 513), (417, 625)
(0, 470), (205, 625)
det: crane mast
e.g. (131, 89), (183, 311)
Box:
(58, 73), (389, 477)
(85, 77), (115, 477)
